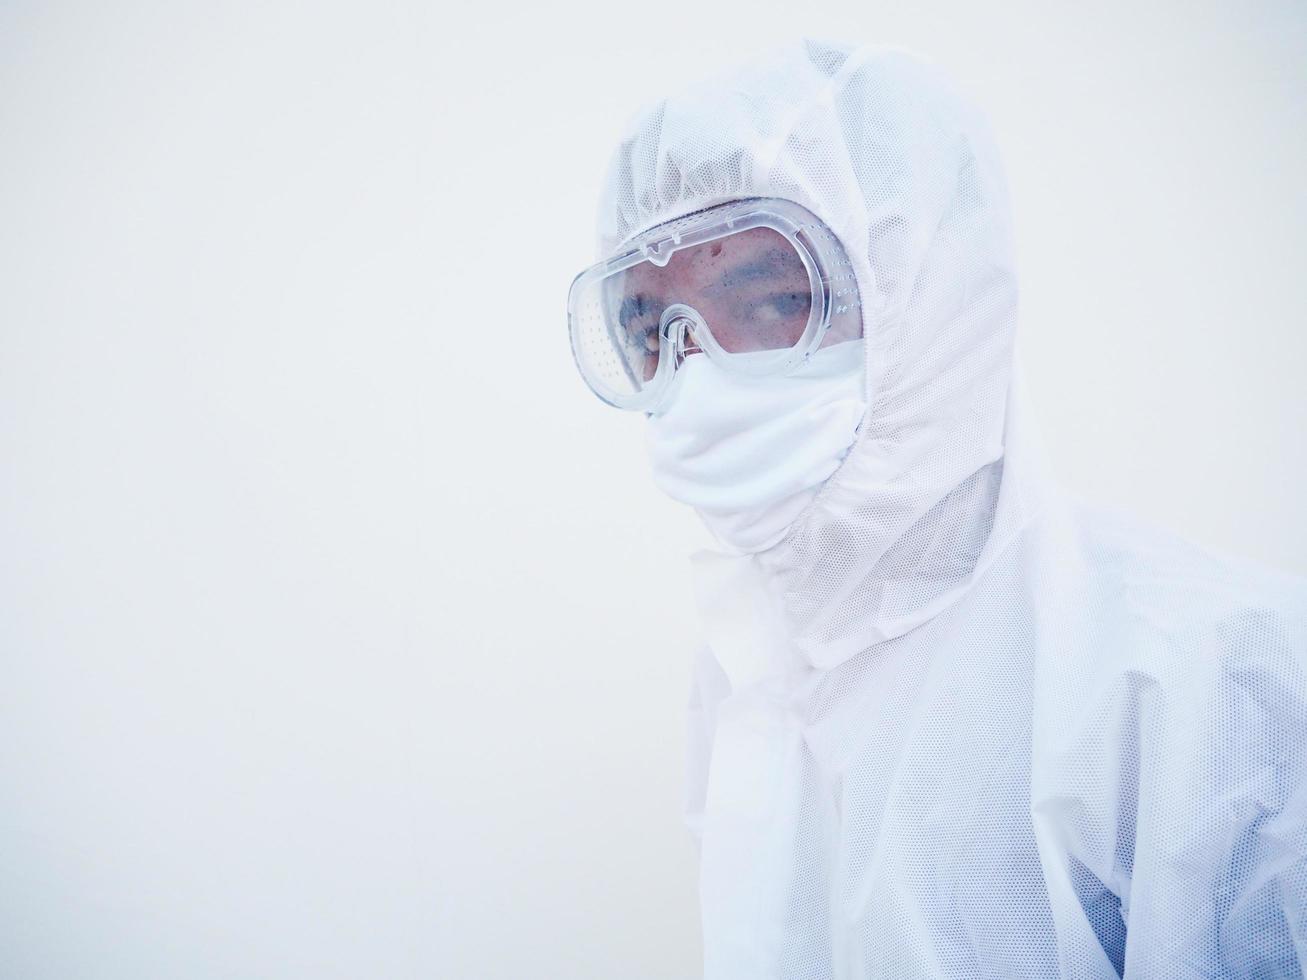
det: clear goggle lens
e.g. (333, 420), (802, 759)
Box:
(568, 199), (861, 410)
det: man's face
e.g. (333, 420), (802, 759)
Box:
(614, 227), (815, 381)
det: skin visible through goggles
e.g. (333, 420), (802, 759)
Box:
(612, 226), (814, 382)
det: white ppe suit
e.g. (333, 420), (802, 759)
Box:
(593, 39), (1307, 979)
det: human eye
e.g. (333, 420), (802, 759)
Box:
(764, 291), (810, 319)
(633, 322), (660, 356)
(619, 295), (662, 355)
(741, 290), (809, 327)
(723, 290), (811, 351)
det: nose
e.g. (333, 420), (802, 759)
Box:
(682, 326), (703, 355)
(659, 303), (709, 361)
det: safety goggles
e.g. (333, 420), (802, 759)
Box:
(567, 197), (863, 412)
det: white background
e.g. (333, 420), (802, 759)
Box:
(2, 1), (1304, 977)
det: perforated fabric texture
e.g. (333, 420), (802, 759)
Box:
(596, 39), (1307, 979)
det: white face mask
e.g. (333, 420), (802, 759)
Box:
(644, 339), (867, 554)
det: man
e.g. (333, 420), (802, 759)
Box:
(567, 39), (1307, 978)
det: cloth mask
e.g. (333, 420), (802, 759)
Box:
(644, 338), (867, 554)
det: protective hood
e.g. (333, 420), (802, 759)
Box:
(593, 40), (1307, 980)
(597, 40), (1039, 667)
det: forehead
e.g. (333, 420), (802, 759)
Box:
(623, 226), (807, 295)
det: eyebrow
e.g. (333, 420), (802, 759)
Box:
(702, 249), (800, 295)
(616, 293), (646, 325)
